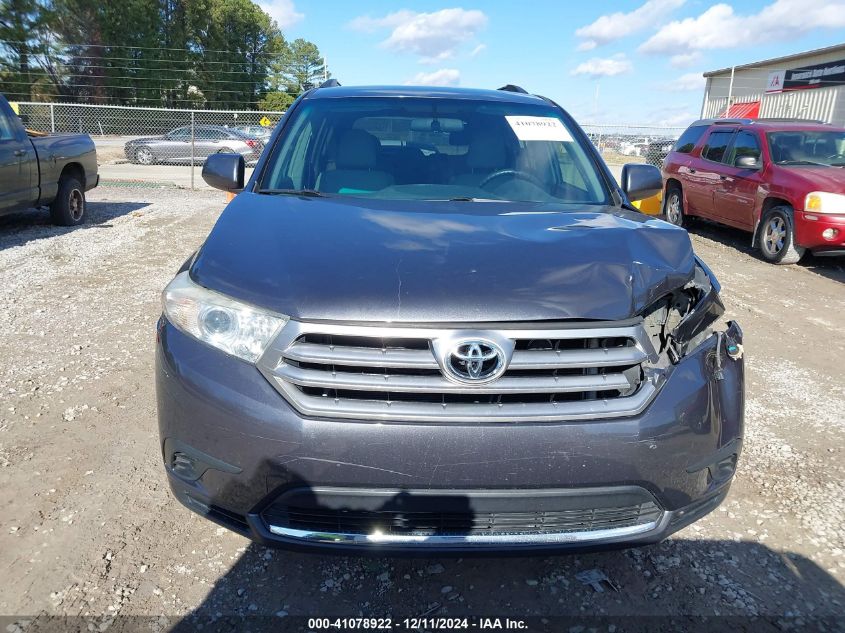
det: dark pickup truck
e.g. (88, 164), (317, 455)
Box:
(0, 94), (98, 225)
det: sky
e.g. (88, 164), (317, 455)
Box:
(262, 0), (845, 127)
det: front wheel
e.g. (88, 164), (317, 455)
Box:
(757, 206), (805, 264)
(49, 175), (86, 226)
(135, 146), (154, 165)
(664, 184), (686, 227)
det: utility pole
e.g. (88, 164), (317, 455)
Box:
(726, 66), (735, 118)
(593, 83), (599, 121)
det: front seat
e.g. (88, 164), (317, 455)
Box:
(772, 135), (802, 163)
(318, 130), (394, 193)
(450, 133), (508, 187)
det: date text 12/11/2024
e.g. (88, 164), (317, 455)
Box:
(307, 617), (529, 630)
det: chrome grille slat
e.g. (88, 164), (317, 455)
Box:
(509, 347), (647, 369)
(257, 320), (659, 423)
(276, 364), (634, 394)
(265, 379), (658, 422)
(284, 342), (439, 368)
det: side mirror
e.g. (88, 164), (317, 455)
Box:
(620, 163), (662, 202)
(202, 153), (244, 192)
(735, 155), (760, 169)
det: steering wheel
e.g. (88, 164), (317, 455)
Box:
(479, 169), (546, 191)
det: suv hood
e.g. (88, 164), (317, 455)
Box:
(191, 194), (696, 323)
(781, 165), (845, 192)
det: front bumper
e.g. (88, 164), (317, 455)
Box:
(796, 212), (845, 253)
(156, 319), (744, 554)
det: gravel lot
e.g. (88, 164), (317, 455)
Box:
(0, 187), (843, 630)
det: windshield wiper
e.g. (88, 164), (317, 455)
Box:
(776, 160), (829, 167)
(447, 196), (502, 202)
(257, 188), (326, 197)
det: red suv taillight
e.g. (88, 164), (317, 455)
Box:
(245, 139), (257, 148)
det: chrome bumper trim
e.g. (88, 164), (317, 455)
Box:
(267, 518), (663, 546)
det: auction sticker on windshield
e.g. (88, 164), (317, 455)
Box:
(505, 115), (573, 142)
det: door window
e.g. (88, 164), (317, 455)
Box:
(0, 113), (16, 140)
(702, 130), (735, 163)
(167, 128), (190, 140)
(673, 125), (707, 153)
(728, 131), (761, 164)
(196, 128), (228, 140)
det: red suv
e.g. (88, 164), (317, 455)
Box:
(662, 118), (845, 264)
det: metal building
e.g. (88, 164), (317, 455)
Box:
(701, 43), (845, 126)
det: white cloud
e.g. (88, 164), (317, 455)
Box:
(258, 0), (303, 30)
(575, 0), (685, 49)
(645, 105), (698, 127)
(665, 72), (706, 92)
(669, 52), (702, 68)
(470, 43), (486, 57)
(406, 68), (461, 86)
(571, 54), (633, 78)
(348, 8), (488, 63)
(640, 0), (845, 54)
(348, 9), (416, 32)
(657, 111), (698, 127)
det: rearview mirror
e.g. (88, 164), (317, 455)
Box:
(202, 153), (245, 192)
(735, 155), (760, 169)
(620, 163), (662, 202)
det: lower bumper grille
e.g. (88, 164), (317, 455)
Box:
(265, 503), (662, 537)
(260, 487), (666, 546)
(257, 321), (659, 422)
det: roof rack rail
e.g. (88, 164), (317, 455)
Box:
(754, 117), (826, 124)
(319, 78), (341, 88)
(712, 118), (753, 125)
(688, 118), (748, 126)
(498, 84), (528, 94)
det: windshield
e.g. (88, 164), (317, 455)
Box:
(258, 97), (609, 204)
(768, 130), (845, 167)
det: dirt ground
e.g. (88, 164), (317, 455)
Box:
(0, 187), (843, 631)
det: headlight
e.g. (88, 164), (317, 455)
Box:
(162, 271), (287, 363)
(804, 191), (845, 214)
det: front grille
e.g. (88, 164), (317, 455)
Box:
(257, 321), (658, 422)
(263, 502), (662, 537)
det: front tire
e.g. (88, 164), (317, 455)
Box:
(664, 184), (686, 227)
(49, 175), (86, 227)
(757, 206), (805, 264)
(135, 146), (154, 165)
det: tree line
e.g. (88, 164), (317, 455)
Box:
(0, 0), (328, 109)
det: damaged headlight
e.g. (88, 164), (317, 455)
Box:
(162, 271), (288, 363)
(641, 262), (725, 363)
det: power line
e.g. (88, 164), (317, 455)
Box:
(0, 40), (291, 57)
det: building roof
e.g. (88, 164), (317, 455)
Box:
(307, 85), (547, 105)
(703, 43), (845, 77)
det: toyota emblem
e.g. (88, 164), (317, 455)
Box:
(444, 340), (507, 384)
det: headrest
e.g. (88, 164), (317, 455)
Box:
(466, 133), (507, 169)
(336, 129), (380, 169)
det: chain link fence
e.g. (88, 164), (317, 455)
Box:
(13, 103), (687, 189)
(15, 102), (284, 189)
(581, 125), (686, 175)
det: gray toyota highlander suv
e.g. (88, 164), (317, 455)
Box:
(156, 83), (745, 554)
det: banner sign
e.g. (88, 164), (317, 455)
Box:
(783, 58), (845, 90)
(766, 70), (785, 93)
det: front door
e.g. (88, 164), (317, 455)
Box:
(0, 107), (35, 213)
(712, 130), (763, 230)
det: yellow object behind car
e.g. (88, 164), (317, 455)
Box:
(632, 190), (663, 215)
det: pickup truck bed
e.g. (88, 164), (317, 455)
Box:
(1, 95), (98, 225)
